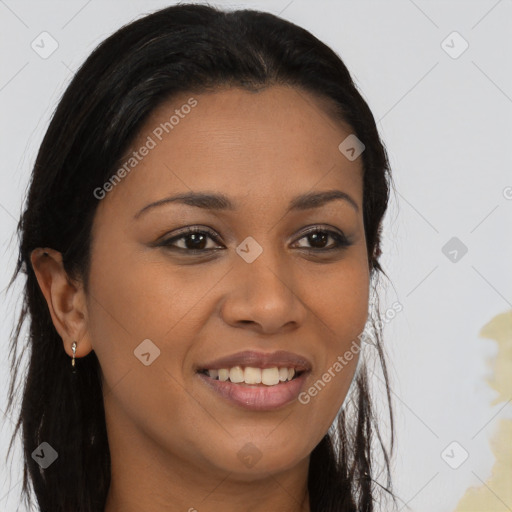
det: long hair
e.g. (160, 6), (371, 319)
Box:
(4, 4), (397, 511)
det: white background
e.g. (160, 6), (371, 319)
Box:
(1, 1), (511, 511)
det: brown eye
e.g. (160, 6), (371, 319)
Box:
(158, 227), (224, 253)
(294, 227), (351, 251)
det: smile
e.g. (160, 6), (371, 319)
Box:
(197, 367), (309, 411)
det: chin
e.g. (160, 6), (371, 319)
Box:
(203, 439), (311, 480)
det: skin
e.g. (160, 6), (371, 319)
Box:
(31, 85), (369, 512)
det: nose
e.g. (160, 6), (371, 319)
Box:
(219, 244), (308, 335)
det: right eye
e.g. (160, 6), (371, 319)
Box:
(157, 227), (224, 254)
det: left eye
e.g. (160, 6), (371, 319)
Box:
(293, 228), (350, 251)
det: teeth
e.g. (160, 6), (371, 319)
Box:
(244, 367), (261, 384)
(205, 366), (300, 385)
(218, 369), (229, 381)
(229, 366), (244, 383)
(261, 367), (280, 385)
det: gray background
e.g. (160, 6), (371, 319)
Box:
(1, 1), (511, 511)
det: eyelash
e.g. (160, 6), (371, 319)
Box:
(156, 225), (352, 255)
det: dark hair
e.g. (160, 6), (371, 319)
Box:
(5, 3), (397, 511)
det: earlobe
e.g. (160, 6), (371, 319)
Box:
(30, 247), (93, 359)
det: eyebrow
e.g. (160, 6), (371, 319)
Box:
(134, 189), (359, 219)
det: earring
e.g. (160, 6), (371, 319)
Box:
(71, 341), (77, 371)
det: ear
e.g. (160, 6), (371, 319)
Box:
(30, 247), (93, 360)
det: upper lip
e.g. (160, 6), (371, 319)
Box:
(197, 350), (312, 372)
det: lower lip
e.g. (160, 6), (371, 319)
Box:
(197, 372), (308, 411)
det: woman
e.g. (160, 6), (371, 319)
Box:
(5, 4), (396, 511)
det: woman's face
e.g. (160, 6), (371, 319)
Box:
(85, 85), (369, 480)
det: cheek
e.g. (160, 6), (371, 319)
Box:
(84, 244), (194, 396)
(306, 252), (370, 343)
(294, 255), (369, 429)
(87, 243), (212, 348)
(85, 250), (217, 450)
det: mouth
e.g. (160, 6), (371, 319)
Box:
(195, 350), (312, 411)
(196, 366), (310, 412)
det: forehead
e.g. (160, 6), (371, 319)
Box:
(99, 85), (363, 216)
